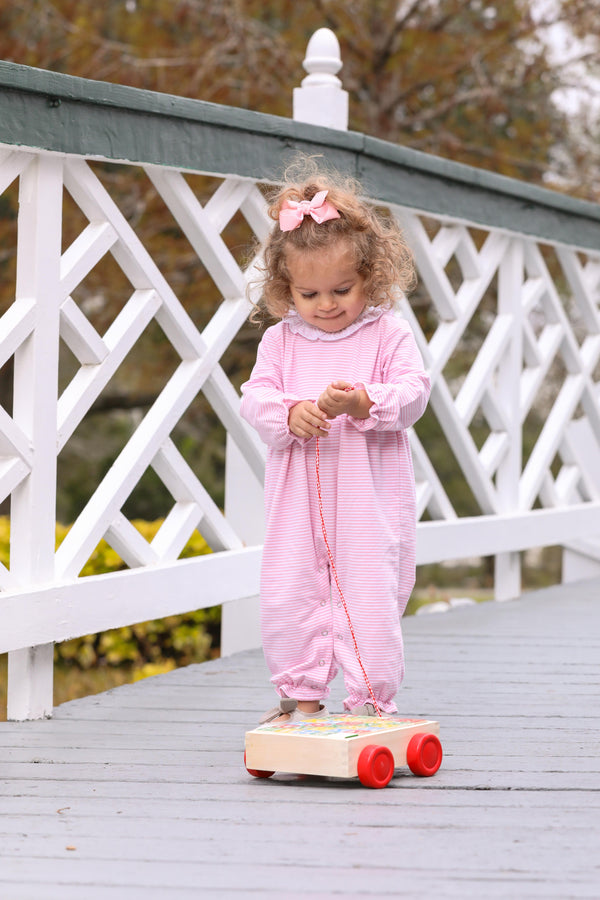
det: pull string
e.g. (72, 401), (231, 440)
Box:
(315, 436), (382, 717)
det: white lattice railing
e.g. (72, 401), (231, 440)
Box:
(0, 148), (274, 719)
(398, 213), (600, 581)
(1, 54), (599, 719)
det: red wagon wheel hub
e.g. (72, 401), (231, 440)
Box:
(406, 732), (443, 777)
(357, 744), (395, 788)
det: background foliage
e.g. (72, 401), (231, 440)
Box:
(1, 513), (218, 717)
(0, 516), (218, 671)
(1, 1), (598, 521)
(2, 1), (598, 192)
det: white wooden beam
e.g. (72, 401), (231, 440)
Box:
(0, 547), (262, 655)
(416, 503), (600, 565)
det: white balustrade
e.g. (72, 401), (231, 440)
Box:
(0, 32), (599, 719)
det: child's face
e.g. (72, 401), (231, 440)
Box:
(286, 241), (366, 333)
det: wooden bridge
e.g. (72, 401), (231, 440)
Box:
(1, 26), (600, 900)
(2, 576), (599, 899)
(1, 46), (599, 722)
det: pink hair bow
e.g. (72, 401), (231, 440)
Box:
(279, 189), (341, 232)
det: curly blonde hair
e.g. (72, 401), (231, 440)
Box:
(249, 158), (416, 322)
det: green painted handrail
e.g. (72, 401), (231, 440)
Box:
(1, 60), (600, 251)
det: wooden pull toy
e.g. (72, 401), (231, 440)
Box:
(244, 714), (442, 789)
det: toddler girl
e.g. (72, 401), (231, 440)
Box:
(240, 162), (431, 723)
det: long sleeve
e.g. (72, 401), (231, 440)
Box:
(348, 319), (430, 432)
(240, 326), (305, 450)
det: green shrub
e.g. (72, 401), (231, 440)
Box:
(0, 517), (9, 568)
(0, 517), (220, 669)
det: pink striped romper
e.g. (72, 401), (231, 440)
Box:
(240, 306), (431, 713)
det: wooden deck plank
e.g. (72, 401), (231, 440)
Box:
(1, 577), (599, 898)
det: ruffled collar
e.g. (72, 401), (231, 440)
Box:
(283, 306), (385, 342)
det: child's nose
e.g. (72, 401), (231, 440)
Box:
(318, 294), (337, 310)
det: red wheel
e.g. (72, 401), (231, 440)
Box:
(406, 733), (443, 776)
(244, 751), (274, 779)
(357, 744), (395, 788)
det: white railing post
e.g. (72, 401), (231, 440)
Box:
(293, 28), (349, 130)
(7, 154), (63, 720)
(494, 238), (524, 601)
(220, 436), (264, 656)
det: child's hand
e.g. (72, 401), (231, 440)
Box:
(317, 381), (373, 419)
(288, 400), (331, 438)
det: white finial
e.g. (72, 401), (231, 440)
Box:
(301, 28), (343, 87)
(293, 28), (349, 130)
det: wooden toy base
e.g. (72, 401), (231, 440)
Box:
(245, 714), (442, 788)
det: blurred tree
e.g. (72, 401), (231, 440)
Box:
(2, 0), (598, 187)
(317, 0), (561, 179)
(1, 0), (598, 519)
(530, 0), (600, 199)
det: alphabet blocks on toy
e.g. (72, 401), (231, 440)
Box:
(245, 714), (442, 788)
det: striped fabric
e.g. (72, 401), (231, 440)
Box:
(240, 309), (430, 713)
